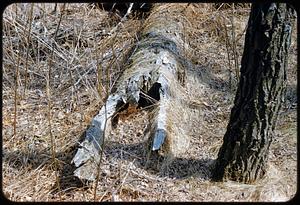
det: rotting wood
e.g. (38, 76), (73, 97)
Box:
(72, 4), (192, 181)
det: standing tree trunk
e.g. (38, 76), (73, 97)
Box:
(213, 3), (295, 183)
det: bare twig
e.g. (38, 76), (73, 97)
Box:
(23, 3), (34, 98)
(93, 100), (108, 201)
(13, 48), (21, 137)
(117, 159), (135, 194)
(94, 30), (104, 100)
(231, 3), (239, 80)
(223, 16), (233, 90)
(48, 4), (65, 86)
(3, 16), (72, 62)
(68, 64), (81, 111)
(107, 3), (134, 36)
(46, 3), (66, 200)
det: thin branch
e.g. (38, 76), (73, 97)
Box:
(46, 3), (66, 200)
(106, 3), (134, 36)
(231, 3), (239, 80)
(93, 100), (108, 201)
(23, 3), (34, 97)
(13, 48), (21, 137)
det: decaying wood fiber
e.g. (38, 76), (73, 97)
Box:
(72, 4), (192, 181)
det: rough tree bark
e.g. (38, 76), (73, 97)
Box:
(213, 3), (295, 183)
(71, 4), (191, 181)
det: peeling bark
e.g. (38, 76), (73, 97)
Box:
(72, 4), (191, 181)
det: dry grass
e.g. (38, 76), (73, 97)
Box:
(2, 3), (297, 202)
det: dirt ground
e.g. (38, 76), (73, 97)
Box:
(2, 3), (297, 202)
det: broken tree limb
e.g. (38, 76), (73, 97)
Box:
(72, 4), (192, 180)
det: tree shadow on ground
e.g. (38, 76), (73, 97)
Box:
(2, 125), (215, 193)
(187, 64), (236, 94)
(103, 140), (215, 180)
(52, 132), (87, 193)
(284, 83), (297, 107)
(2, 132), (87, 193)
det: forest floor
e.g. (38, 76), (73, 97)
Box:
(2, 3), (297, 202)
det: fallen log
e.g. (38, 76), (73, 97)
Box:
(72, 4), (192, 180)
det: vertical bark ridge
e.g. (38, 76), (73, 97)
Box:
(213, 3), (295, 183)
